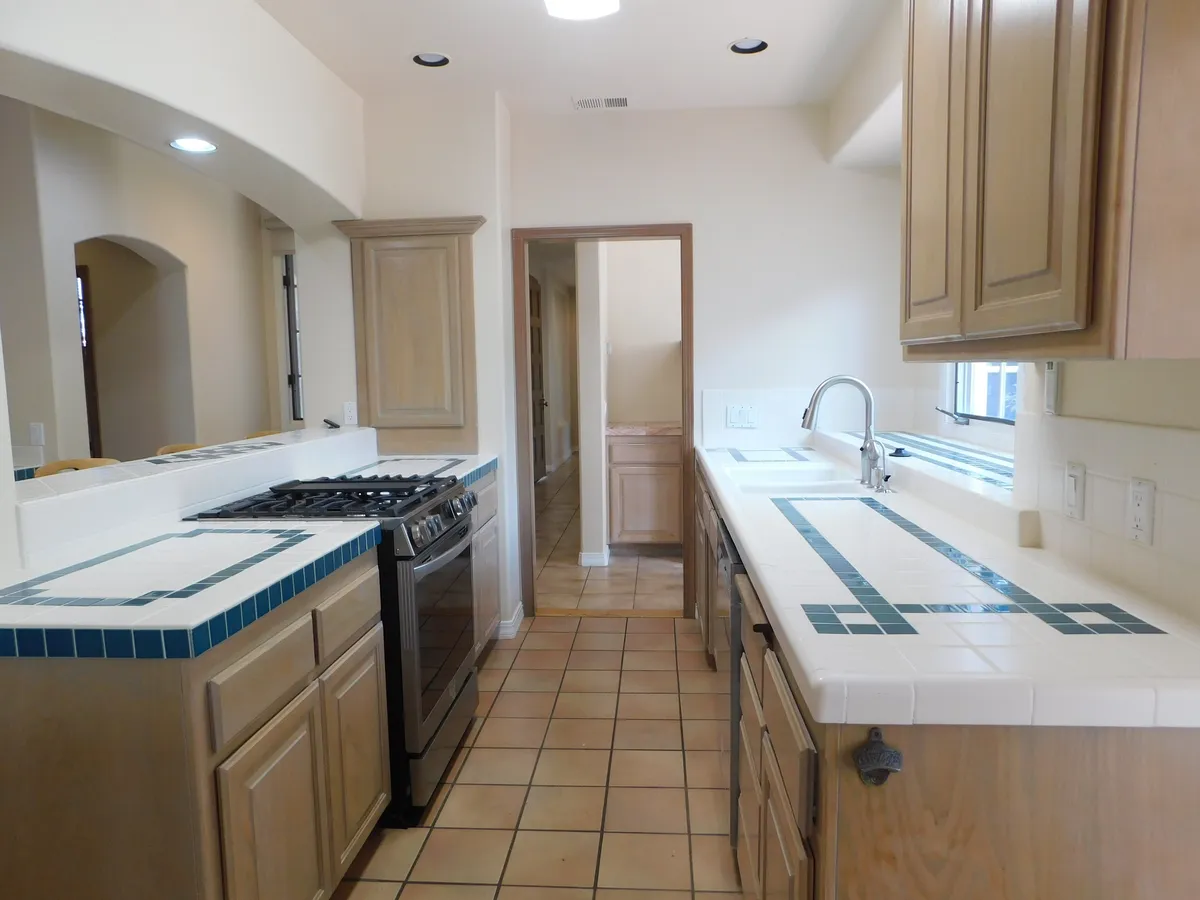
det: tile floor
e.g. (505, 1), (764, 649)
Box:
(336, 615), (737, 899)
(535, 456), (684, 616)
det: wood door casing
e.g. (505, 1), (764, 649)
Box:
(962, 0), (1106, 338)
(901, 0), (970, 343)
(320, 624), (389, 880)
(217, 682), (331, 900)
(529, 276), (547, 481)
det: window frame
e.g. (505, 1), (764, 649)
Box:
(950, 361), (1018, 426)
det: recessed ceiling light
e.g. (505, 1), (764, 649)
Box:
(730, 38), (769, 55)
(413, 53), (450, 67)
(545, 0), (619, 21)
(169, 137), (217, 154)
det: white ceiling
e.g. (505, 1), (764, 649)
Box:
(255, 0), (892, 113)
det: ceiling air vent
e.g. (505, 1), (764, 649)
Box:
(573, 96), (629, 111)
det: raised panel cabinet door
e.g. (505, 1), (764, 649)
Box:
(360, 234), (468, 427)
(962, 0), (1107, 337)
(761, 735), (812, 900)
(901, 0), (971, 343)
(472, 516), (501, 653)
(320, 623), (390, 880)
(609, 465), (682, 543)
(217, 681), (332, 900)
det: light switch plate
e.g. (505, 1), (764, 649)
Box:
(1065, 462), (1086, 520)
(29, 422), (45, 447)
(343, 401), (358, 426)
(1128, 478), (1155, 544)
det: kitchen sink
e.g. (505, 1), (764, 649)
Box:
(736, 479), (867, 496)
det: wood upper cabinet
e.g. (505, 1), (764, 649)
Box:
(217, 682), (332, 900)
(337, 217), (484, 453)
(320, 624), (389, 881)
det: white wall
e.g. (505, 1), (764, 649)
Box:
(75, 238), (195, 460)
(512, 107), (937, 440)
(605, 239), (682, 424)
(576, 242), (609, 562)
(528, 245), (579, 471)
(826, 0), (904, 167)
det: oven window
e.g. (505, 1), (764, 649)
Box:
(414, 538), (475, 721)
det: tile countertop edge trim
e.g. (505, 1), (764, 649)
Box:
(0, 526), (382, 662)
(697, 448), (1198, 729)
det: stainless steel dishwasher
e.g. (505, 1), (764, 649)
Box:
(718, 519), (747, 849)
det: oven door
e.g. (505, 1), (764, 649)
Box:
(400, 520), (477, 754)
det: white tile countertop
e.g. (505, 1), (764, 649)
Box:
(700, 445), (1200, 728)
(347, 454), (498, 486)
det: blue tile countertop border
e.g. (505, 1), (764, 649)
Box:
(14, 466), (36, 482)
(773, 497), (1166, 637)
(461, 457), (498, 486)
(0, 526), (381, 661)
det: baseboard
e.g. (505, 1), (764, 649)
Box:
(497, 603), (525, 639)
(579, 549), (610, 567)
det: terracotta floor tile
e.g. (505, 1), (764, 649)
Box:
(400, 885), (495, 900)
(583, 577), (637, 594)
(620, 670), (679, 694)
(612, 719), (683, 751)
(463, 717), (484, 747)
(680, 694), (729, 720)
(597, 833), (692, 891)
(500, 669), (564, 693)
(476, 717), (550, 748)
(617, 693), (681, 720)
(604, 787), (688, 833)
(674, 618), (701, 634)
(514, 649), (570, 670)
(595, 891), (691, 900)
(678, 671), (728, 694)
(675, 651), (711, 671)
(532, 749), (611, 786)
(519, 785), (606, 831)
(494, 635), (526, 650)
(435, 784), (527, 830)
(553, 692), (618, 719)
(477, 691), (497, 717)
(457, 748), (539, 785)
(626, 618), (677, 634)
(491, 692), (558, 718)
(682, 719), (724, 751)
(578, 594), (637, 611)
(567, 649), (624, 670)
(333, 882), (401, 900)
(521, 632), (576, 651)
(503, 831), (600, 887)
(518, 618), (534, 632)
(578, 617), (628, 633)
(691, 834), (741, 891)
(572, 632), (625, 651)
(609, 749), (685, 788)
(477, 669), (508, 692)
(560, 669), (621, 693)
(419, 780), (451, 825)
(481, 649), (517, 670)
(633, 593), (684, 611)
(684, 750), (726, 789)
(543, 718), (614, 749)
(345, 828), (428, 881)
(536, 593), (582, 610)
(531, 616), (581, 633)
(687, 788), (730, 835)
(675, 632), (705, 652)
(623, 633), (675, 652)
(497, 889), (592, 900)
(444, 747), (468, 783)
(623, 651), (677, 671)
(408, 829), (513, 885)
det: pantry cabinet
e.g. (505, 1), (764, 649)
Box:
(903, 0), (1200, 361)
(607, 434), (682, 544)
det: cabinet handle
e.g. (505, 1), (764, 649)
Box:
(852, 727), (903, 786)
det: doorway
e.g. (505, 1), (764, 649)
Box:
(74, 265), (102, 457)
(513, 225), (695, 621)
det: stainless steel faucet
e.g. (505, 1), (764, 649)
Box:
(801, 375), (886, 488)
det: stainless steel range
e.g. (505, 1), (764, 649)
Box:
(194, 472), (480, 825)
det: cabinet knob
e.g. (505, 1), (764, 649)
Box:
(852, 727), (903, 786)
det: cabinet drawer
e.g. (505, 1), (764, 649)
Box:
(474, 477), (497, 526)
(313, 567), (381, 664)
(209, 615), (317, 752)
(762, 732), (813, 900)
(739, 576), (768, 694)
(740, 654), (765, 771)
(737, 792), (763, 900)
(609, 436), (681, 465)
(762, 650), (817, 837)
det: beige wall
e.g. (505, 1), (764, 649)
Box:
(604, 239), (682, 424)
(75, 238), (195, 461)
(576, 241), (609, 562)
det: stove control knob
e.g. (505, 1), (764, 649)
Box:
(409, 523), (424, 547)
(429, 515), (444, 536)
(463, 491), (478, 511)
(450, 498), (464, 516)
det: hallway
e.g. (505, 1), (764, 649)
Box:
(534, 456), (683, 615)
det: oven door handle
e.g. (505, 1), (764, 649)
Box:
(413, 528), (474, 580)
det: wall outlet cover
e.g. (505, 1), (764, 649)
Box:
(342, 401), (359, 426)
(29, 422), (45, 447)
(1064, 462), (1086, 520)
(1127, 478), (1155, 544)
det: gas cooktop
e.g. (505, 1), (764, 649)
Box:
(193, 474), (462, 521)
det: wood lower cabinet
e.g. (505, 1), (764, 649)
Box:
(609, 463), (681, 543)
(217, 682), (332, 900)
(762, 735), (813, 900)
(472, 513), (501, 655)
(320, 624), (389, 880)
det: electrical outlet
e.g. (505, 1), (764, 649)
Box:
(745, 406), (758, 428)
(1064, 463), (1086, 520)
(1128, 478), (1155, 544)
(342, 401), (359, 426)
(28, 423), (45, 447)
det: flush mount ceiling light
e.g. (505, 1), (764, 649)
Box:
(169, 137), (217, 153)
(730, 38), (769, 55)
(545, 0), (619, 21)
(413, 52), (451, 67)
